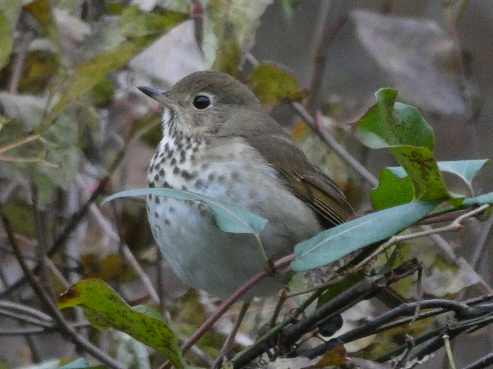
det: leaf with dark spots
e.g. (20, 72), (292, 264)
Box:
(58, 279), (183, 369)
(354, 88), (461, 208)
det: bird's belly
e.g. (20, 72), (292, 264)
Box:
(147, 197), (287, 299)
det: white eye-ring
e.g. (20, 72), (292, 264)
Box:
(192, 94), (212, 110)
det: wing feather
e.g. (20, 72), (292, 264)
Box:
(243, 134), (352, 228)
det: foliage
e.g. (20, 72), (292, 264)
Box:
(0, 2), (492, 369)
(58, 279), (183, 369)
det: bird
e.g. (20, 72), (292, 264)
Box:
(138, 70), (353, 301)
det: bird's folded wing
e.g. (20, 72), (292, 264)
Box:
(244, 133), (353, 228)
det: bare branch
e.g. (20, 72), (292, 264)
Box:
(0, 199), (126, 369)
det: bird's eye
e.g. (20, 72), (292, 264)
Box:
(193, 95), (211, 110)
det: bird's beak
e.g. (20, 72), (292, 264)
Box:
(137, 86), (177, 107)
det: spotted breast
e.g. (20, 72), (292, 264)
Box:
(146, 120), (323, 300)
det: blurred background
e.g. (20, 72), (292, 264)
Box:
(0, 0), (492, 368)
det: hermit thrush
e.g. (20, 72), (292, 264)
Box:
(139, 71), (353, 300)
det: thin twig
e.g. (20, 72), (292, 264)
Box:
(9, 31), (32, 93)
(159, 254), (296, 369)
(78, 175), (160, 304)
(32, 182), (56, 302)
(392, 334), (415, 369)
(180, 255), (294, 352)
(443, 333), (457, 369)
(0, 307), (52, 328)
(0, 143), (127, 299)
(0, 134), (40, 155)
(470, 212), (493, 268)
(156, 252), (166, 314)
(306, 2), (347, 113)
(230, 289), (324, 369)
(375, 294), (493, 334)
(0, 327), (45, 335)
(122, 245), (160, 304)
(293, 102), (379, 186)
(231, 261), (420, 368)
(269, 288), (288, 328)
(354, 205), (490, 271)
(442, 1), (479, 158)
(0, 199), (126, 369)
(0, 300), (52, 323)
(304, 299), (493, 359)
(212, 302), (250, 369)
(461, 352), (493, 369)
(0, 321), (92, 336)
(43, 256), (71, 290)
(411, 268), (423, 323)
(307, 15), (348, 112)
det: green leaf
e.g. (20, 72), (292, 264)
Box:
(247, 63), (306, 109)
(353, 88), (457, 204)
(208, 0), (272, 75)
(0, 12), (14, 70)
(46, 9), (186, 125)
(291, 201), (439, 272)
(385, 160), (489, 206)
(353, 88), (435, 150)
(3, 203), (36, 238)
(120, 6), (187, 38)
(103, 188), (267, 234)
(371, 169), (414, 210)
(46, 39), (150, 124)
(59, 279), (183, 369)
(391, 146), (455, 203)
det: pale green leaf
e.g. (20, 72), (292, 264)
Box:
(59, 358), (90, 369)
(292, 201), (439, 272)
(462, 192), (493, 206)
(103, 188), (267, 234)
(389, 160), (489, 183)
(436, 160), (488, 184)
